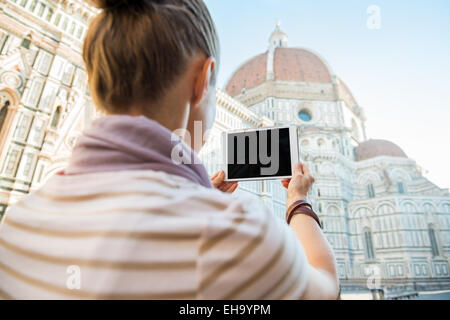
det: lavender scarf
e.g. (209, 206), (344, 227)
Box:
(65, 115), (212, 189)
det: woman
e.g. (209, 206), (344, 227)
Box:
(0, 0), (338, 300)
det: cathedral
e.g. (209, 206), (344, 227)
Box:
(0, 0), (97, 217)
(0, 0), (449, 294)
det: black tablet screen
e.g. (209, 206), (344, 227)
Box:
(227, 128), (292, 180)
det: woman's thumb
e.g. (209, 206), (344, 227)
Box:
(293, 163), (304, 176)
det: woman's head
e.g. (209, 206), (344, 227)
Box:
(84, 0), (220, 136)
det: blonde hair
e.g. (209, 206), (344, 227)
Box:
(84, 0), (220, 113)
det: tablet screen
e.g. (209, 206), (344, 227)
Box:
(227, 127), (293, 180)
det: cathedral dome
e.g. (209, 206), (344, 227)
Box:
(225, 47), (332, 97)
(355, 139), (408, 162)
(225, 23), (333, 97)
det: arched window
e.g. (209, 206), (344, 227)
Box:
(428, 225), (440, 257)
(51, 106), (62, 129)
(338, 140), (344, 155)
(301, 139), (310, 147)
(367, 184), (375, 198)
(351, 119), (360, 141)
(21, 35), (31, 49)
(0, 100), (10, 132)
(363, 227), (375, 260)
(397, 182), (405, 194)
(317, 138), (325, 147)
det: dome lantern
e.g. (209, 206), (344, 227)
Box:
(269, 21), (288, 49)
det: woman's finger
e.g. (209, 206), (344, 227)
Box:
(302, 164), (311, 177)
(281, 178), (291, 189)
(212, 178), (221, 188)
(293, 163), (304, 176)
(228, 183), (238, 193)
(211, 171), (220, 180)
(223, 182), (238, 194)
(211, 171), (225, 187)
(220, 182), (233, 192)
(212, 170), (224, 181)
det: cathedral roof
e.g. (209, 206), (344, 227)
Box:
(225, 47), (332, 97)
(355, 139), (408, 162)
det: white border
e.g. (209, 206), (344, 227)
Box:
(223, 126), (299, 182)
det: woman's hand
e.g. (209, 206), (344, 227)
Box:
(211, 170), (238, 194)
(281, 163), (315, 208)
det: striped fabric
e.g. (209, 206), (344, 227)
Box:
(0, 170), (309, 300)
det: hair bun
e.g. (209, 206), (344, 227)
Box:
(90, 0), (162, 11)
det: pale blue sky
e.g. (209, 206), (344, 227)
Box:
(205, 0), (450, 189)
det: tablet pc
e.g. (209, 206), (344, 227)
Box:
(223, 126), (299, 182)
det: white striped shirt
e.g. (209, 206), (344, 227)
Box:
(0, 170), (309, 300)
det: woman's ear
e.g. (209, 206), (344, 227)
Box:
(192, 56), (216, 107)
